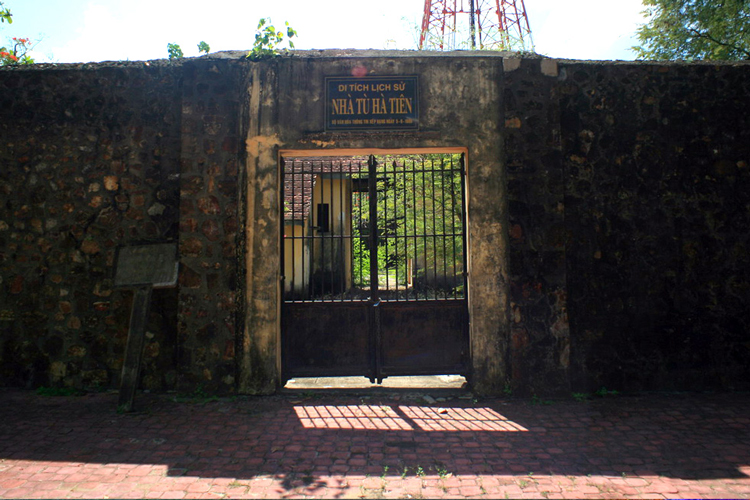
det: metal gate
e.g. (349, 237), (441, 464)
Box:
(281, 154), (469, 383)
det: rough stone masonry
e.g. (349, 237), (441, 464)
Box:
(1, 51), (748, 396)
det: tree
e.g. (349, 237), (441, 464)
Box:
(1, 2), (35, 66)
(1, 36), (34, 65)
(350, 154), (465, 298)
(167, 41), (210, 59)
(633, 0), (750, 60)
(167, 43), (183, 59)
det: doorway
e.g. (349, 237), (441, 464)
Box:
(280, 152), (470, 384)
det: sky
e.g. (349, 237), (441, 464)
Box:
(2, 0), (647, 64)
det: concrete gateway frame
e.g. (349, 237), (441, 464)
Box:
(241, 53), (511, 395)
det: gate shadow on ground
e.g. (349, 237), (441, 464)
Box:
(0, 389), (748, 493)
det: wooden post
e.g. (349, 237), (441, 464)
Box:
(118, 286), (153, 412)
(114, 243), (178, 412)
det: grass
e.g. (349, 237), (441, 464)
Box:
(435, 465), (449, 479)
(36, 386), (86, 397)
(381, 465), (389, 480)
(172, 384), (220, 404)
(531, 394), (553, 405)
(594, 386), (619, 397)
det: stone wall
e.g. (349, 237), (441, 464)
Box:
(0, 59), (248, 394)
(502, 58), (750, 394)
(559, 62), (750, 392)
(176, 60), (248, 393)
(1, 53), (748, 396)
(503, 58), (570, 396)
(0, 63), (182, 389)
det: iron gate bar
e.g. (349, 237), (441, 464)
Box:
(282, 156), (467, 303)
(368, 155), (382, 382)
(433, 157), (439, 299)
(441, 157), (449, 299)
(451, 155), (466, 298)
(281, 153), (470, 383)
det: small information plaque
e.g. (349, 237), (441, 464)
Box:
(113, 243), (178, 412)
(114, 243), (178, 288)
(325, 76), (419, 131)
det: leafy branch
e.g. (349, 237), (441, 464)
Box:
(0, 1), (11, 24)
(633, 0), (750, 60)
(247, 18), (297, 60)
(1, 2), (36, 66)
(166, 41), (209, 60)
(686, 27), (750, 59)
(167, 42), (184, 60)
(1, 36), (34, 66)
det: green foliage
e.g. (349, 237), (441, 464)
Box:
(572, 392), (589, 402)
(351, 154), (465, 296)
(503, 381), (513, 396)
(247, 17), (297, 60)
(36, 386), (85, 397)
(352, 236), (371, 286)
(633, 0), (750, 60)
(433, 462), (450, 479)
(594, 387), (619, 397)
(1, 36), (34, 66)
(531, 394), (553, 405)
(0, 1), (11, 24)
(1, 4), (35, 66)
(167, 42), (183, 59)
(172, 384), (220, 404)
(167, 40), (211, 59)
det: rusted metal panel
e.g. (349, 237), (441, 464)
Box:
(282, 302), (370, 379)
(380, 300), (469, 376)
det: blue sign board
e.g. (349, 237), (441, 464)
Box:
(325, 76), (419, 131)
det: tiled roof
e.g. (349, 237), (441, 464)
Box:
(283, 157), (366, 221)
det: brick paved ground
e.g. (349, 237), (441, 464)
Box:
(0, 388), (748, 499)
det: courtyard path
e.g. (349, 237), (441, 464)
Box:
(0, 388), (748, 498)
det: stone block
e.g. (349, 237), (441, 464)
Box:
(179, 265), (202, 289)
(503, 58), (521, 72)
(201, 219), (220, 241)
(180, 237), (203, 257)
(540, 59), (558, 77)
(197, 196), (221, 215)
(80, 239), (101, 255)
(103, 176), (119, 191)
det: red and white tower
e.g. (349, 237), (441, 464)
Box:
(419, 0), (534, 52)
